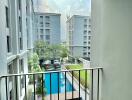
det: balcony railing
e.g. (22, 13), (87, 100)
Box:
(0, 67), (102, 100)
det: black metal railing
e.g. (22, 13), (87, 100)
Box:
(0, 67), (102, 100)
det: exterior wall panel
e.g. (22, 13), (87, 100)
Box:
(91, 0), (132, 100)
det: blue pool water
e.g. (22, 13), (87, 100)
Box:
(44, 73), (74, 95)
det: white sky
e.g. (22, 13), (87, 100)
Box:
(33, 0), (91, 42)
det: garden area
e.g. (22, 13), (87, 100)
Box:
(65, 64), (90, 88)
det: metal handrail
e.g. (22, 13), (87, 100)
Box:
(0, 67), (103, 100)
(0, 67), (103, 78)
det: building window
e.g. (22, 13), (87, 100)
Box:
(88, 41), (90, 44)
(88, 31), (91, 33)
(40, 16), (43, 22)
(20, 77), (24, 96)
(8, 64), (12, 74)
(46, 41), (50, 44)
(84, 25), (87, 28)
(40, 16), (43, 18)
(40, 29), (43, 34)
(89, 25), (91, 27)
(84, 19), (87, 22)
(40, 35), (43, 40)
(83, 52), (87, 55)
(83, 47), (87, 49)
(88, 46), (90, 50)
(45, 16), (50, 18)
(5, 6), (9, 28)
(19, 59), (24, 73)
(8, 64), (13, 82)
(84, 36), (87, 39)
(83, 41), (87, 44)
(88, 52), (90, 55)
(45, 22), (50, 27)
(89, 19), (91, 23)
(45, 29), (50, 34)
(7, 36), (11, 53)
(19, 16), (22, 32)
(84, 30), (87, 34)
(40, 22), (43, 27)
(46, 35), (50, 40)
(88, 36), (91, 40)
(21, 78), (24, 88)
(26, 1), (28, 14)
(26, 18), (28, 26)
(45, 16), (50, 21)
(19, 37), (23, 50)
(18, 0), (21, 10)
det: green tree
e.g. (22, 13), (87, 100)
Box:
(34, 40), (69, 60)
(34, 40), (50, 59)
(60, 46), (69, 58)
(28, 53), (40, 72)
(28, 53), (46, 97)
(48, 44), (62, 59)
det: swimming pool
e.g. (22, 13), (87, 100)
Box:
(44, 73), (74, 95)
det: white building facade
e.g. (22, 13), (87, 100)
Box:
(0, 0), (34, 100)
(34, 12), (61, 45)
(67, 15), (91, 60)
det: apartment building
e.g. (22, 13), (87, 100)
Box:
(34, 12), (61, 45)
(67, 15), (91, 60)
(0, 0), (34, 100)
(26, 0), (34, 55)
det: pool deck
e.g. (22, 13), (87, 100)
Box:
(35, 64), (89, 100)
(62, 64), (90, 100)
(45, 91), (79, 100)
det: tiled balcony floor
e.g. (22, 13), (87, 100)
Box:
(45, 91), (79, 100)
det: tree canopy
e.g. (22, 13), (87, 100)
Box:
(34, 40), (69, 60)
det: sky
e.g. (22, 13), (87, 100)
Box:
(33, 0), (91, 41)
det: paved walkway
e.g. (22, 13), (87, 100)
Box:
(64, 69), (90, 100)
(45, 91), (79, 100)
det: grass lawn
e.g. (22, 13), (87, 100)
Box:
(65, 64), (90, 88)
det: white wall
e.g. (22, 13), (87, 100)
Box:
(72, 47), (83, 57)
(21, 0), (27, 51)
(91, 0), (132, 100)
(50, 15), (61, 44)
(73, 16), (84, 46)
(0, 0), (8, 100)
(26, 0), (34, 51)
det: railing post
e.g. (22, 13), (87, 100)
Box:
(15, 76), (18, 100)
(5, 77), (8, 100)
(91, 69), (93, 100)
(42, 74), (44, 100)
(65, 72), (67, 100)
(33, 74), (36, 100)
(50, 73), (52, 100)
(85, 70), (87, 100)
(58, 72), (59, 100)
(24, 75), (27, 100)
(72, 71), (74, 99)
(79, 70), (80, 99)
(97, 69), (100, 100)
